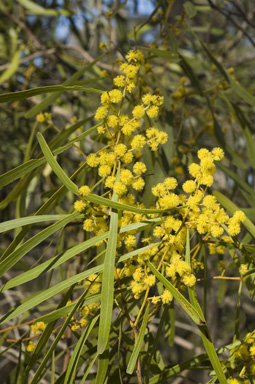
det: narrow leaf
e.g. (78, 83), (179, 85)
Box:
(126, 304), (150, 374)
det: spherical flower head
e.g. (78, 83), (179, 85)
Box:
(227, 379), (239, 384)
(132, 105), (145, 119)
(239, 264), (248, 276)
(147, 106), (159, 118)
(74, 200), (86, 212)
(182, 274), (196, 287)
(101, 92), (111, 106)
(109, 89), (123, 103)
(210, 225), (224, 238)
(250, 345), (255, 356)
(161, 289), (173, 304)
(166, 264), (176, 278)
(152, 183), (166, 197)
(158, 193), (180, 209)
(151, 296), (160, 304)
(182, 180), (196, 194)
(115, 143), (127, 157)
(133, 267), (143, 282)
(27, 341), (36, 352)
(228, 222), (241, 236)
(97, 126), (105, 134)
(175, 261), (191, 277)
(131, 135), (146, 150)
(31, 321), (46, 334)
(197, 148), (210, 160)
(212, 147), (224, 161)
(200, 174), (214, 187)
(87, 153), (99, 167)
(189, 163), (201, 179)
(125, 235), (136, 248)
(126, 50), (144, 64)
(233, 210), (246, 223)
(94, 106), (108, 121)
(122, 122), (137, 135)
(105, 175), (116, 189)
(98, 165), (111, 177)
(200, 156), (214, 170)
(133, 162), (147, 175)
(132, 177), (145, 191)
(164, 177), (178, 190)
(113, 75), (125, 87)
(153, 226), (165, 238)
(79, 185), (91, 197)
(83, 219), (95, 232)
(122, 152), (134, 164)
(120, 169), (133, 185)
(123, 64), (139, 79)
(157, 131), (168, 144)
(114, 182), (127, 196)
(107, 115), (119, 128)
(144, 275), (156, 287)
(127, 82), (136, 93)
(142, 93), (154, 105)
(203, 195), (217, 209)
(36, 112), (45, 123)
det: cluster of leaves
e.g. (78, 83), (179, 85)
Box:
(0, 1), (255, 383)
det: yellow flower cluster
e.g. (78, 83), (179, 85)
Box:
(72, 48), (247, 311)
(226, 330), (255, 382)
(31, 321), (46, 334)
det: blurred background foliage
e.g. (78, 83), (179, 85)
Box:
(0, 0), (255, 382)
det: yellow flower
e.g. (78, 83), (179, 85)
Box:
(114, 182), (127, 196)
(182, 180), (196, 193)
(133, 162), (147, 175)
(125, 235), (136, 248)
(120, 169), (133, 185)
(83, 219), (95, 232)
(105, 176), (116, 189)
(127, 82), (136, 93)
(31, 321), (46, 334)
(164, 177), (178, 190)
(36, 112), (45, 123)
(74, 200), (86, 212)
(161, 289), (173, 304)
(182, 274), (196, 287)
(239, 264), (248, 276)
(131, 135), (146, 150)
(212, 147), (224, 161)
(94, 106), (108, 120)
(114, 143), (127, 157)
(97, 126), (105, 134)
(233, 210), (246, 222)
(122, 152), (134, 164)
(27, 341), (36, 352)
(109, 89), (123, 103)
(98, 165), (111, 177)
(87, 153), (99, 167)
(132, 177), (145, 190)
(197, 148), (210, 160)
(113, 75), (125, 87)
(132, 105), (145, 119)
(101, 92), (111, 106)
(107, 115), (119, 128)
(166, 264), (176, 278)
(79, 185), (91, 196)
(147, 106), (159, 118)
(188, 163), (200, 178)
(144, 275), (156, 287)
